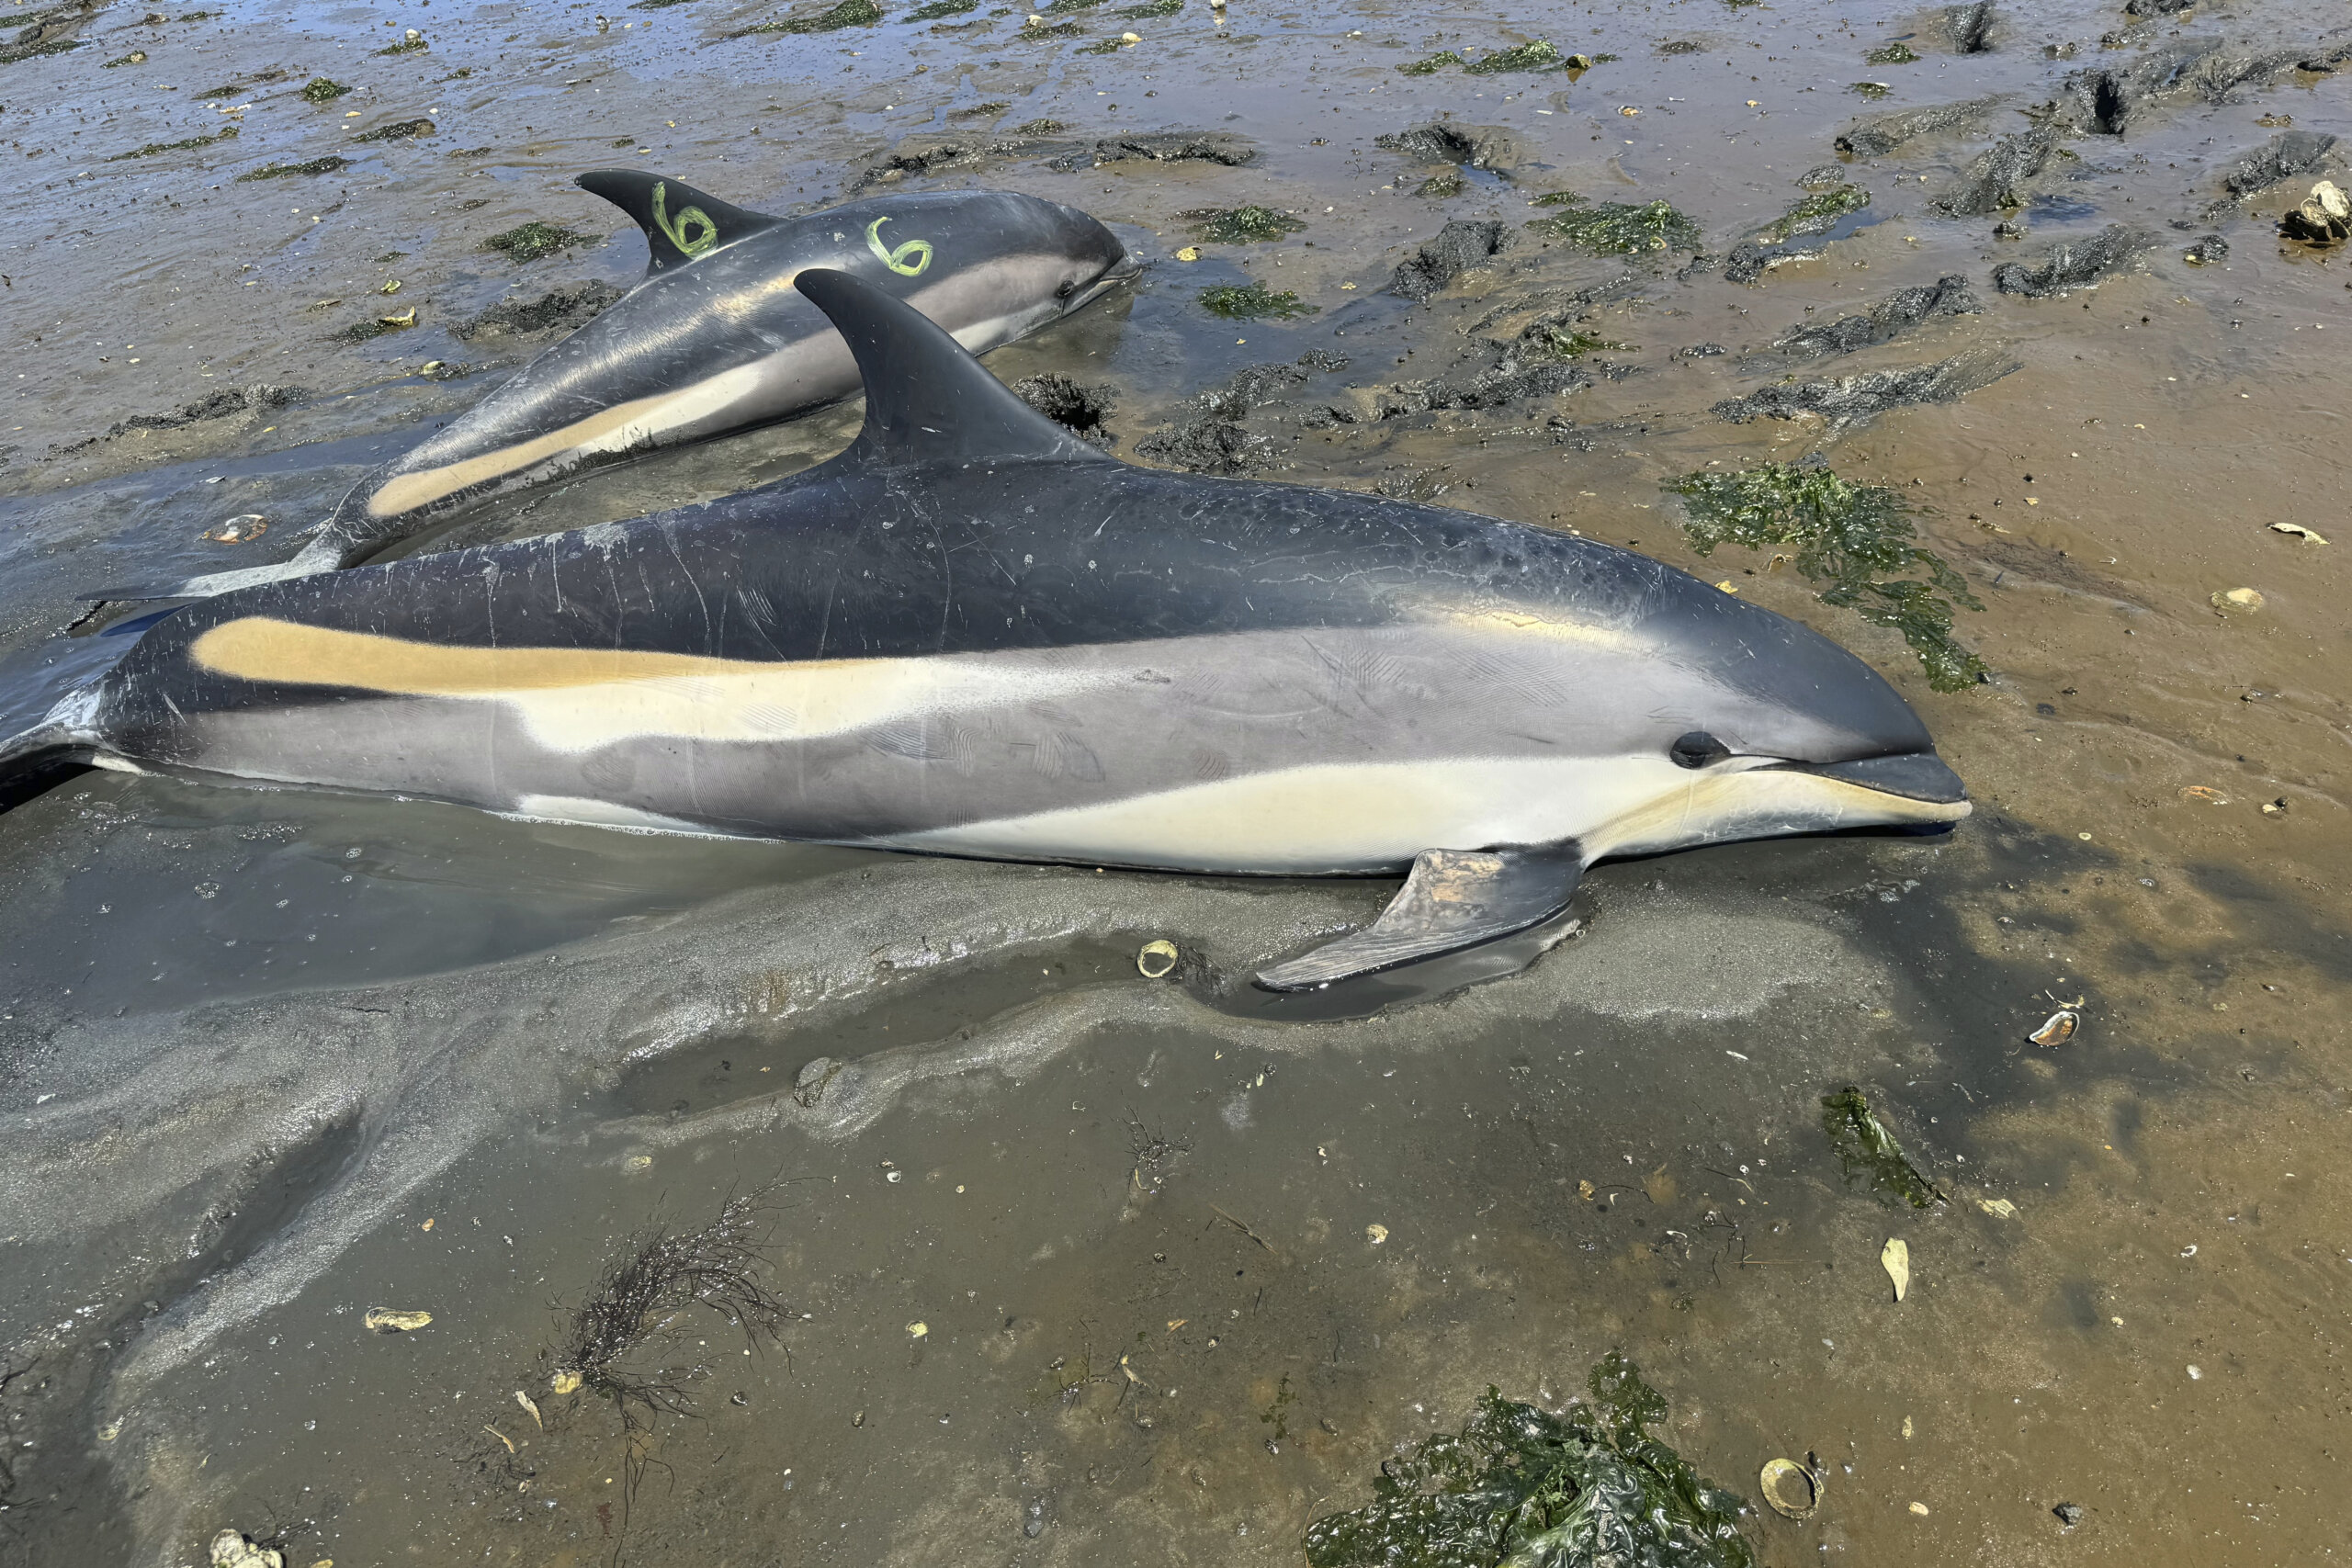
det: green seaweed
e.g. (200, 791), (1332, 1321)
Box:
(947, 97), (1010, 118)
(1758, 183), (1867, 243)
(1532, 194), (1702, 255)
(1821, 1087), (1946, 1208)
(1198, 283), (1317, 320)
(1865, 40), (1919, 63)
(1304, 1355), (1757, 1568)
(632, 0), (700, 8)
(746, 0), (881, 31)
(1189, 205), (1306, 243)
(1015, 117), (1066, 133)
(1077, 36), (1121, 51)
(908, 0), (978, 16)
(1398, 50), (1465, 74)
(1018, 18), (1082, 36)
(483, 221), (595, 262)
(235, 154), (349, 181)
(1465, 39), (1561, 73)
(0, 37), (79, 64)
(107, 126), (236, 161)
(300, 75), (351, 102)
(351, 117), (435, 143)
(1416, 170), (1466, 197)
(1849, 80), (1892, 98)
(102, 51), (143, 67)
(375, 35), (429, 54)
(1118, 0), (1181, 16)
(1665, 462), (1987, 691)
(1521, 321), (1623, 358)
(1045, 0), (1110, 9)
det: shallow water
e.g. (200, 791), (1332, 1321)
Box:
(3, 0), (2350, 1564)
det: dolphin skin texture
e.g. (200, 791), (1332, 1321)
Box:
(6, 271), (1968, 990)
(128, 173), (1137, 600)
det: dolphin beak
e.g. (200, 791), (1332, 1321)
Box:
(1100, 248), (1146, 286)
(1767, 751), (1969, 806)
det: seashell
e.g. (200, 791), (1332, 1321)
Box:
(2029, 1009), (2079, 1047)
(363, 1307), (433, 1333)
(1759, 1456), (1821, 1519)
(202, 515), (268, 545)
(1136, 939), (1180, 978)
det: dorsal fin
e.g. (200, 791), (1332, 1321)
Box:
(794, 267), (1116, 469)
(575, 169), (780, 275)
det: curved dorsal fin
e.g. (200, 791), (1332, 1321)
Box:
(575, 169), (780, 275)
(793, 267), (1116, 470)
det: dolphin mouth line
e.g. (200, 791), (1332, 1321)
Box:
(1762, 750), (1968, 806)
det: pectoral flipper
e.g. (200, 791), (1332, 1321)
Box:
(1254, 844), (1585, 991)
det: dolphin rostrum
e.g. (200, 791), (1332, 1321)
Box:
(6, 269), (1968, 989)
(115, 174), (1137, 601)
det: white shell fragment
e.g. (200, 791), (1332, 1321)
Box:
(1882, 1237), (1911, 1302)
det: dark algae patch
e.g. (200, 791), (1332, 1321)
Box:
(107, 126), (237, 161)
(1532, 193), (1701, 255)
(236, 154), (350, 181)
(747, 0), (882, 32)
(1304, 1354), (1756, 1568)
(483, 221), (596, 263)
(1402, 40), (1566, 74)
(908, 0), (978, 15)
(1759, 183), (1867, 243)
(300, 75), (350, 103)
(351, 118), (435, 142)
(1199, 283), (1317, 320)
(1865, 40), (1920, 64)
(1822, 1087), (1947, 1208)
(1187, 205), (1305, 243)
(1666, 462), (1988, 691)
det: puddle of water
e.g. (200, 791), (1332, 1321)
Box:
(3, 0), (2350, 1564)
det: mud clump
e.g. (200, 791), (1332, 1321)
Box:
(1374, 352), (1595, 419)
(1136, 352), (1344, 475)
(1187, 205), (1306, 243)
(1532, 193), (1702, 256)
(1822, 1087), (1947, 1206)
(350, 117), (435, 143)
(1835, 96), (1997, 157)
(1721, 239), (1827, 284)
(235, 154), (350, 182)
(55, 384), (304, 454)
(1668, 461), (1988, 689)
(2126, 0), (2194, 16)
(1060, 131), (1255, 169)
(1946, 0), (1996, 53)
(1304, 1354), (1756, 1568)
(483, 221), (597, 263)
(1991, 223), (2154, 296)
(2181, 232), (2230, 264)
(1390, 220), (1510, 300)
(2060, 37), (2305, 137)
(1930, 126), (2058, 217)
(1762, 274), (1979, 362)
(1011, 372), (1117, 447)
(1712, 354), (2013, 442)
(452, 279), (624, 341)
(1376, 120), (1518, 175)
(2212, 130), (2338, 211)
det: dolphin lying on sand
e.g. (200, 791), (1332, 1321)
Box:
(6, 269), (1968, 989)
(115, 173), (1136, 601)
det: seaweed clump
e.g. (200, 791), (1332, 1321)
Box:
(909, 0), (978, 16)
(1304, 1354), (1756, 1568)
(1199, 283), (1317, 320)
(1758, 183), (1867, 243)
(235, 154), (349, 181)
(1864, 40), (1919, 64)
(748, 0), (881, 31)
(1532, 192), (1702, 255)
(483, 221), (595, 263)
(1665, 462), (1987, 690)
(1821, 1087), (1947, 1208)
(107, 126), (238, 161)
(1400, 39), (1566, 75)
(300, 75), (350, 102)
(1189, 205), (1306, 243)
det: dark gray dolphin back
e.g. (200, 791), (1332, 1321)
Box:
(576, 168), (782, 273)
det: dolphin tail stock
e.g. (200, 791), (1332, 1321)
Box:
(1253, 845), (1588, 992)
(577, 169), (782, 275)
(0, 714), (94, 814)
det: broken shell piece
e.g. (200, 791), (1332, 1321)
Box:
(1136, 939), (1180, 978)
(1121, 30), (1140, 41)
(1173, 245), (1200, 262)
(1364, 1223), (1388, 1245)
(2270, 522), (2327, 544)
(515, 1389), (542, 1428)
(550, 1369), (582, 1395)
(1882, 1236), (1910, 1302)
(1758, 1457), (1821, 1520)
(209, 1529), (283, 1568)
(2029, 1009), (2079, 1048)
(378, 307), (418, 329)
(1977, 1196), (2018, 1219)
(2281, 179), (2351, 243)
(2211, 587), (2265, 612)
(363, 1307), (432, 1334)
(202, 515), (268, 545)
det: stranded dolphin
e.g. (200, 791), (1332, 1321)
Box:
(115, 174), (1136, 601)
(6, 269), (1968, 990)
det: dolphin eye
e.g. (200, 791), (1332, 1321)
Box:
(1057, 278), (1079, 299)
(1669, 731), (1731, 769)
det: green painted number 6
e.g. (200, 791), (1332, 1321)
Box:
(652, 180), (718, 258)
(866, 216), (934, 277)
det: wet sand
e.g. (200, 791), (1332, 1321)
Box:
(2, 0), (2348, 1563)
